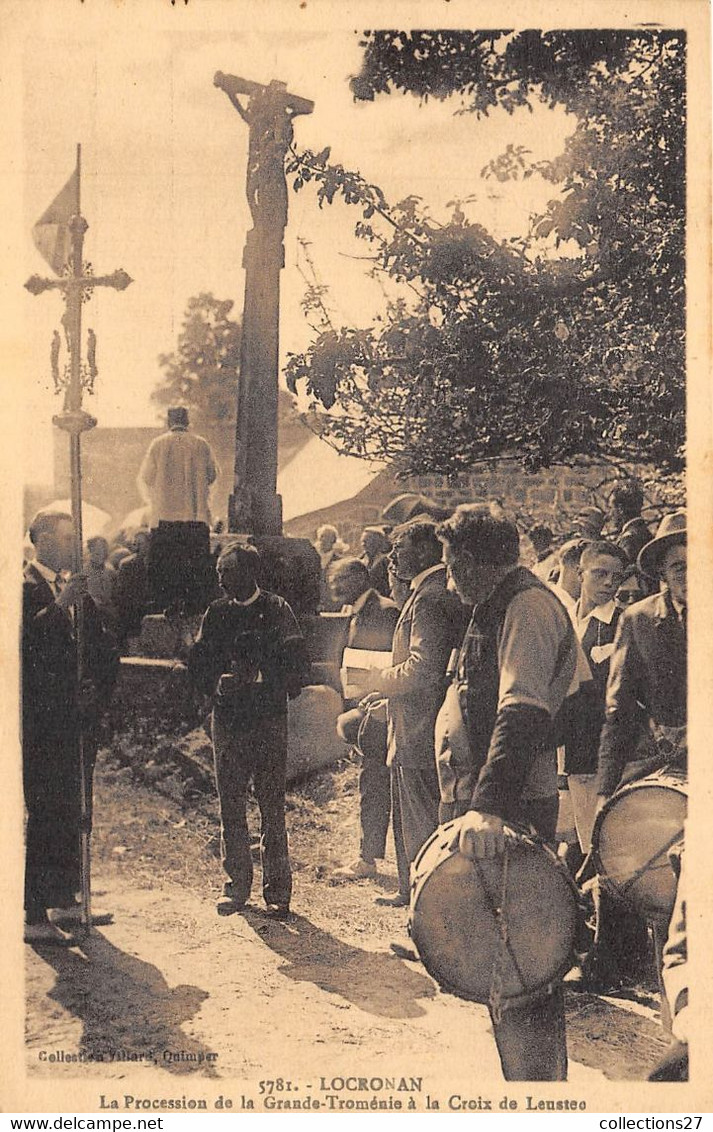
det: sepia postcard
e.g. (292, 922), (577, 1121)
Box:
(1, 0), (711, 1117)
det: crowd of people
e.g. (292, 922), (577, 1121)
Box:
(315, 480), (687, 1081)
(22, 439), (688, 1082)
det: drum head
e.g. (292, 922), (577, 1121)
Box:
(410, 833), (578, 1004)
(596, 783), (686, 919)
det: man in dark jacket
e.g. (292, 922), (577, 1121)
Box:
(587, 511), (687, 1019)
(113, 528), (150, 645)
(436, 505), (582, 1081)
(328, 558), (399, 881)
(188, 542), (308, 918)
(597, 511), (687, 800)
(359, 526), (392, 598)
(23, 511), (119, 945)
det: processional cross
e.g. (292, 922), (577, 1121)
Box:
(214, 72), (313, 536)
(24, 144), (132, 934)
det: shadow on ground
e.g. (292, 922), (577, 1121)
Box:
(566, 991), (669, 1080)
(30, 933), (218, 1076)
(243, 908), (436, 1019)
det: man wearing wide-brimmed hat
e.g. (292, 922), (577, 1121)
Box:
(596, 510), (687, 799)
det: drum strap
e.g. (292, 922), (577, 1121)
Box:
(488, 846), (511, 1025)
(605, 829), (685, 909)
(475, 844), (529, 1024)
(480, 835), (574, 1017)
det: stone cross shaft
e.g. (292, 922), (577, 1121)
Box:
(215, 72), (313, 537)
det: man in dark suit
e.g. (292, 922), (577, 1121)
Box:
(328, 558), (399, 881)
(361, 520), (466, 907)
(597, 510), (687, 800)
(113, 528), (150, 645)
(597, 511), (687, 1065)
(23, 511), (118, 945)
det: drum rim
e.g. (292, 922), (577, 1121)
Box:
(591, 777), (687, 916)
(591, 775), (688, 852)
(410, 821), (579, 1005)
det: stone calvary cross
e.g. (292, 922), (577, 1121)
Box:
(214, 72), (314, 537)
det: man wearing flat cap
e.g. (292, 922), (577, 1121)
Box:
(608, 479), (653, 566)
(596, 510), (687, 800)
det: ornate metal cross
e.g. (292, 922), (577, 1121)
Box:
(23, 144), (132, 937)
(26, 210), (131, 423)
(25, 145), (132, 557)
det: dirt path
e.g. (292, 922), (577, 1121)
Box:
(24, 753), (670, 1106)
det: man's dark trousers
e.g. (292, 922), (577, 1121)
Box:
(212, 709), (292, 908)
(23, 733), (81, 920)
(354, 716), (391, 863)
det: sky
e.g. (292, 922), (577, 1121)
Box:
(12, 7), (575, 487)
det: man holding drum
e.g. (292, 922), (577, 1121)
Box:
(435, 505), (583, 1081)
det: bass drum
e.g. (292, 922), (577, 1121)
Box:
(409, 818), (579, 1005)
(591, 768), (687, 920)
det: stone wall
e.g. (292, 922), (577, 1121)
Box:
(284, 459), (672, 553)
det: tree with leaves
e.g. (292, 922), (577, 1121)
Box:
(285, 29), (685, 475)
(153, 292), (241, 458)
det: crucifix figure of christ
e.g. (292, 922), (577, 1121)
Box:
(25, 144), (131, 935)
(214, 72), (314, 537)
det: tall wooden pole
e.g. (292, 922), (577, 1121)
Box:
(67, 144), (93, 934)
